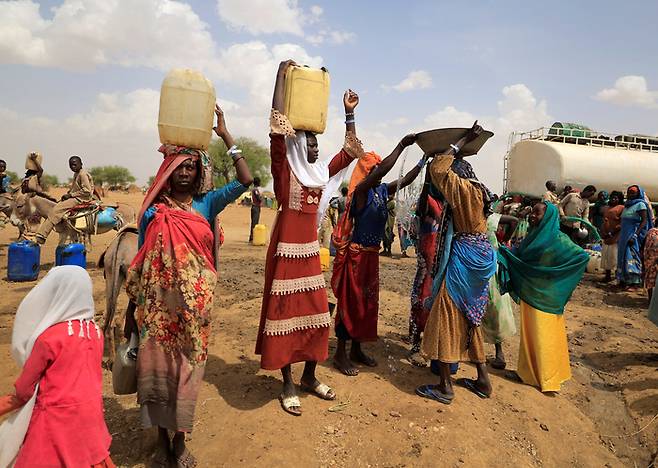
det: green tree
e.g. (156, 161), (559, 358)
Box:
(89, 166), (136, 187)
(147, 175), (155, 187)
(208, 137), (270, 188)
(41, 174), (59, 190)
(6, 171), (19, 184)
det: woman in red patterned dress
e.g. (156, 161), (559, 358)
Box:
(256, 60), (363, 416)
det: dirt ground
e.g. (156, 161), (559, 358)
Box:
(0, 190), (657, 467)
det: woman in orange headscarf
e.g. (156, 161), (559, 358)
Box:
(331, 141), (426, 376)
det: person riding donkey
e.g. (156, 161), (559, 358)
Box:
(35, 156), (95, 244)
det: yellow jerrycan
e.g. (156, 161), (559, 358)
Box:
(319, 247), (331, 271)
(158, 69), (216, 150)
(252, 224), (268, 246)
(283, 65), (330, 134)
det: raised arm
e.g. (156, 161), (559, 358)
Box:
(343, 89), (358, 135)
(387, 155), (428, 196)
(213, 104), (253, 187)
(353, 133), (417, 199)
(272, 60), (296, 114)
(29, 153), (44, 180)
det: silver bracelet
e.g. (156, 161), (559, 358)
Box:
(345, 119), (355, 124)
(226, 145), (242, 161)
(450, 144), (460, 154)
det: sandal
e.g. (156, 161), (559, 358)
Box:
(300, 382), (336, 401)
(415, 384), (453, 405)
(175, 447), (197, 468)
(455, 378), (491, 399)
(278, 393), (302, 416)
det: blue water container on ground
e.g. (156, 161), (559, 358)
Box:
(55, 243), (87, 268)
(8, 241), (41, 281)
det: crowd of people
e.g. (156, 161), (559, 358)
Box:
(0, 59), (656, 467)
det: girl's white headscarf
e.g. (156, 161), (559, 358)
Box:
(0, 266), (95, 468)
(285, 131), (354, 226)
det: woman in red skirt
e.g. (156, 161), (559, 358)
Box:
(331, 144), (425, 376)
(255, 60), (362, 416)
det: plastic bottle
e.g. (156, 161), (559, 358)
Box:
(158, 69), (216, 150)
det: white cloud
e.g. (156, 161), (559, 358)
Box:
(0, 0), (326, 144)
(215, 0), (353, 46)
(328, 30), (356, 45)
(0, 0), (219, 73)
(383, 70), (433, 92)
(424, 106), (477, 128)
(306, 29), (356, 46)
(595, 75), (658, 109)
(309, 5), (323, 21)
(0, 90), (161, 185)
(216, 0), (304, 36)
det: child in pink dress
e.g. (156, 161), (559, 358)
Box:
(0, 266), (114, 468)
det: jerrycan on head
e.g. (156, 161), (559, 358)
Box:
(284, 65), (330, 134)
(158, 69), (216, 150)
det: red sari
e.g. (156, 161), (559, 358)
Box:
(255, 122), (356, 370)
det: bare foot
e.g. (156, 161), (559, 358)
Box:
(350, 344), (377, 367)
(333, 354), (359, 376)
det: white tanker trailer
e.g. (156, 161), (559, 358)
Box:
(504, 124), (658, 200)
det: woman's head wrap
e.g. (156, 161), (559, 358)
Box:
(138, 145), (213, 223)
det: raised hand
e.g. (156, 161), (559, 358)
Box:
(467, 120), (484, 141)
(400, 133), (417, 148)
(213, 104), (227, 138)
(343, 89), (359, 112)
(278, 59), (297, 75)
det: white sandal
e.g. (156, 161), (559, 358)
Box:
(278, 394), (302, 416)
(301, 382), (336, 401)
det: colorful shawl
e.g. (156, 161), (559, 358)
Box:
(498, 202), (589, 314)
(445, 233), (496, 326)
(127, 204), (216, 365)
(617, 185), (653, 285)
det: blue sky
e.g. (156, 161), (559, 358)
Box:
(1, 0), (657, 192)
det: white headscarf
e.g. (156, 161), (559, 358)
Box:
(285, 131), (355, 226)
(0, 266), (95, 468)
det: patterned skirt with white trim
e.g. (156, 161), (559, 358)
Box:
(255, 207), (331, 370)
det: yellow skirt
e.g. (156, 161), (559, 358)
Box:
(517, 302), (571, 392)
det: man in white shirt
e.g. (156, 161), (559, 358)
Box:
(559, 185), (597, 241)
